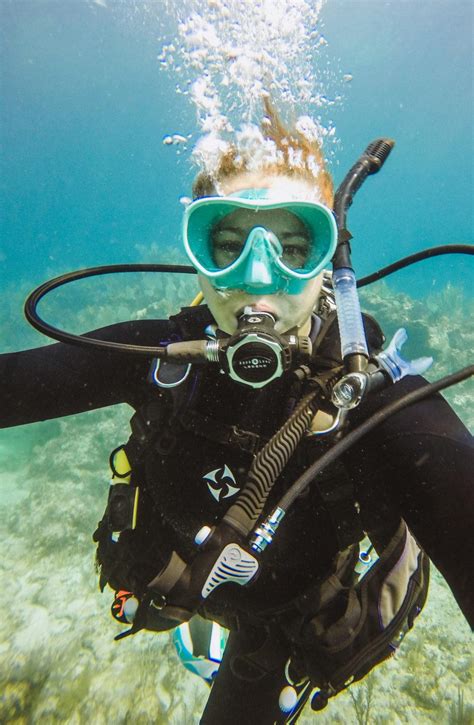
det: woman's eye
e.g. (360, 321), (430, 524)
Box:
(282, 242), (310, 267)
(212, 237), (244, 267)
(216, 241), (242, 254)
(214, 241), (244, 260)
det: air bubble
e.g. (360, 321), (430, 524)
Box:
(163, 134), (188, 146)
(155, 0), (342, 173)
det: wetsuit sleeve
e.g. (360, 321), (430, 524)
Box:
(353, 376), (474, 628)
(0, 319), (172, 427)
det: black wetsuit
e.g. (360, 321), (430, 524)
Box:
(1, 311), (473, 724)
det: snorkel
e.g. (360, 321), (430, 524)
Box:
(328, 138), (434, 410)
(332, 139), (394, 374)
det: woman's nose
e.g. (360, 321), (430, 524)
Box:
(242, 227), (280, 287)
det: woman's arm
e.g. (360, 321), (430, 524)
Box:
(352, 376), (473, 627)
(0, 319), (171, 427)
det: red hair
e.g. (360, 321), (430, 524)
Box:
(192, 97), (334, 207)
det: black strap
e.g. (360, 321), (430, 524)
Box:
(169, 304), (214, 338)
(177, 408), (263, 455)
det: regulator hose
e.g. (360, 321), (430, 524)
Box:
(223, 386), (321, 537)
(276, 364), (474, 514)
(24, 263), (196, 356)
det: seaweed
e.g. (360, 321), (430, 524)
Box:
(348, 677), (375, 725)
(448, 688), (474, 725)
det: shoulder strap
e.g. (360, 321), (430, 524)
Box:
(169, 304), (214, 339)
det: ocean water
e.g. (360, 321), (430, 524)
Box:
(1, 1), (473, 723)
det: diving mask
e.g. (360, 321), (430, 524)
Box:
(183, 189), (337, 294)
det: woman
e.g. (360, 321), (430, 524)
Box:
(1, 105), (472, 724)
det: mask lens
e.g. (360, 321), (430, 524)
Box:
(211, 226), (246, 269)
(279, 233), (311, 270)
(210, 213), (313, 271)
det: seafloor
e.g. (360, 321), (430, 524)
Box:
(0, 274), (472, 724)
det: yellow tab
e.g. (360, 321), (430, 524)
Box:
(190, 291), (204, 307)
(112, 448), (131, 482)
(132, 488), (140, 530)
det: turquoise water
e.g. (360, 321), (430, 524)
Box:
(1, 1), (473, 723)
(1, 0), (472, 297)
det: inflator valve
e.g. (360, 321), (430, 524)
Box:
(331, 372), (368, 410)
(377, 328), (433, 383)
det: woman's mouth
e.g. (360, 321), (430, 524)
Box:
(241, 301), (277, 315)
(237, 302), (279, 321)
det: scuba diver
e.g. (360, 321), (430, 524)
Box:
(1, 101), (473, 724)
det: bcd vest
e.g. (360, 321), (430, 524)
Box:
(93, 306), (429, 706)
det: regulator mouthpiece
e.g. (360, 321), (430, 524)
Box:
(220, 308), (311, 388)
(222, 309), (290, 388)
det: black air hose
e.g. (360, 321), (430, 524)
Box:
(223, 388), (321, 537)
(357, 244), (473, 287)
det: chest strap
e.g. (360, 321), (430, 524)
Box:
(176, 409), (263, 455)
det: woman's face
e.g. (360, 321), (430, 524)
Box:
(199, 173), (327, 335)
